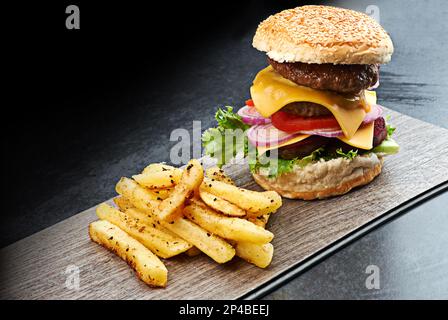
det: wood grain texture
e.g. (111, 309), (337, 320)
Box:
(1, 109), (447, 300)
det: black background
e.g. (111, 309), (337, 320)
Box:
(5, 0), (307, 246)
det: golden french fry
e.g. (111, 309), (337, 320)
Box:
(124, 207), (182, 239)
(163, 216), (235, 263)
(151, 188), (173, 200)
(96, 203), (192, 258)
(125, 207), (160, 228)
(199, 189), (246, 217)
(134, 163), (182, 190)
(246, 212), (271, 228)
(185, 246), (202, 257)
(113, 196), (135, 212)
(184, 201), (273, 244)
(89, 220), (168, 287)
(115, 177), (160, 214)
(235, 242), (274, 268)
(133, 169), (182, 189)
(116, 177), (235, 263)
(205, 167), (235, 185)
(158, 159), (204, 221)
(143, 163), (178, 174)
(201, 177), (282, 214)
(205, 168), (270, 224)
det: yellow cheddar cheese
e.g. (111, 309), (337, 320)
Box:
(250, 66), (369, 139)
(365, 90), (377, 106)
(337, 122), (374, 150)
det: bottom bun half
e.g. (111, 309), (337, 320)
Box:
(252, 153), (383, 200)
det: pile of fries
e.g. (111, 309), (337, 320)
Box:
(89, 159), (282, 287)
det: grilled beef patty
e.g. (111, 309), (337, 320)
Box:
(281, 102), (332, 117)
(268, 58), (379, 94)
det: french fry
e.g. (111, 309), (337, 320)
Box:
(96, 203), (192, 258)
(134, 163), (182, 190)
(163, 216), (235, 263)
(246, 212), (271, 228)
(205, 167), (235, 185)
(235, 242), (274, 269)
(133, 169), (182, 189)
(184, 201), (273, 244)
(113, 196), (135, 212)
(185, 246), (202, 257)
(89, 220), (168, 287)
(143, 163), (178, 174)
(132, 165), (182, 189)
(115, 177), (235, 263)
(201, 177), (282, 214)
(158, 159), (204, 221)
(204, 168), (271, 226)
(115, 177), (160, 214)
(124, 207), (182, 239)
(199, 189), (246, 217)
(151, 188), (173, 200)
(125, 207), (161, 229)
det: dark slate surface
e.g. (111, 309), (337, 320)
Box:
(4, 0), (448, 299)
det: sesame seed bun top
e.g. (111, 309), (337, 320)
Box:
(252, 5), (393, 64)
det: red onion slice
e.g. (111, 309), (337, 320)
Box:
(298, 128), (344, 138)
(238, 106), (271, 125)
(247, 123), (299, 147)
(363, 104), (383, 125)
(368, 71), (380, 89)
(368, 79), (379, 90)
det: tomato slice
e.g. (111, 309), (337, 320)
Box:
(271, 111), (340, 133)
(245, 99), (255, 107)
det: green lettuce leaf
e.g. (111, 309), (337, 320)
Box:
(250, 148), (326, 177)
(215, 107), (250, 131)
(202, 107), (249, 167)
(386, 123), (396, 139)
(335, 148), (358, 160)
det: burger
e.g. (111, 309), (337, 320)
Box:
(202, 5), (399, 199)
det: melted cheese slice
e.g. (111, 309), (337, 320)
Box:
(336, 89), (375, 150)
(365, 90), (377, 106)
(250, 66), (368, 139)
(338, 122), (374, 150)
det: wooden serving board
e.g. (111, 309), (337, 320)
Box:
(1, 108), (448, 300)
